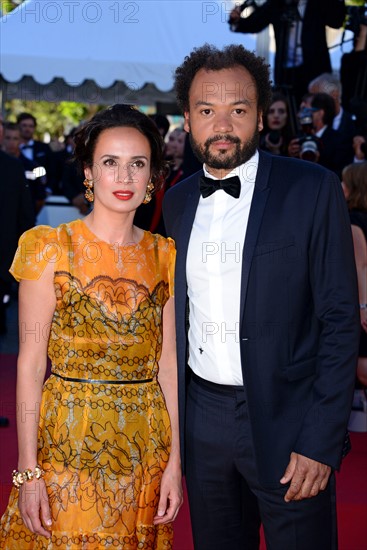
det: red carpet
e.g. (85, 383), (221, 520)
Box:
(1, 353), (366, 549)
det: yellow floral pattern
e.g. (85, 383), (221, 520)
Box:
(0, 220), (175, 549)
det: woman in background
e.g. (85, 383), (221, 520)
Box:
(260, 91), (293, 156)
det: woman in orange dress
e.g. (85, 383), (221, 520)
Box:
(0, 104), (182, 549)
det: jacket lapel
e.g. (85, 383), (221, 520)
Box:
(239, 151), (272, 322)
(174, 172), (202, 322)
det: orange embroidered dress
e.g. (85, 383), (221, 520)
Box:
(0, 219), (175, 549)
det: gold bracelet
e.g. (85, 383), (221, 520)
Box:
(12, 465), (44, 488)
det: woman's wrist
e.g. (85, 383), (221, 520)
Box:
(12, 464), (44, 488)
(166, 452), (181, 468)
(18, 454), (39, 470)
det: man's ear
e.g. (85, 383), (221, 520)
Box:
(258, 111), (264, 132)
(183, 111), (190, 133)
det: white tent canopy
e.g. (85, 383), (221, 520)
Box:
(0, 0), (260, 107)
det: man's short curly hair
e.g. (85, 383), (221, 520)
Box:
(174, 43), (272, 115)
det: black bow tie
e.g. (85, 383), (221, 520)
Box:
(199, 175), (241, 199)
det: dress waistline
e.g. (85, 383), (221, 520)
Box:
(51, 372), (154, 385)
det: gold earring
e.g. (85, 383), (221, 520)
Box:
(143, 181), (154, 204)
(83, 179), (94, 202)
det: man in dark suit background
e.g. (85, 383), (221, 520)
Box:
(0, 117), (35, 335)
(308, 72), (357, 162)
(288, 92), (352, 177)
(308, 72), (357, 139)
(2, 121), (48, 216)
(17, 112), (56, 194)
(0, 116), (34, 428)
(310, 92), (354, 176)
(163, 44), (359, 550)
(229, 0), (346, 105)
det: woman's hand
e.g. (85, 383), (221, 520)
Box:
(18, 478), (52, 538)
(288, 137), (301, 158)
(155, 296), (182, 525)
(153, 461), (183, 525)
(353, 136), (366, 161)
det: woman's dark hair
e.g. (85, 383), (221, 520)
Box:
(264, 92), (289, 122)
(342, 162), (367, 211)
(259, 91), (293, 156)
(73, 104), (168, 192)
(3, 122), (20, 132)
(174, 43), (272, 115)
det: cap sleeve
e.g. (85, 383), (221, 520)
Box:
(167, 237), (176, 298)
(9, 225), (59, 282)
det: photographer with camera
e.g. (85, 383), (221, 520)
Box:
(288, 93), (350, 176)
(288, 104), (321, 162)
(309, 73), (356, 133)
(229, 0), (346, 105)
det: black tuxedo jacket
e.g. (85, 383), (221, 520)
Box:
(338, 110), (356, 142)
(316, 126), (352, 178)
(234, 0), (346, 88)
(163, 151), (359, 487)
(24, 140), (57, 192)
(0, 151), (35, 282)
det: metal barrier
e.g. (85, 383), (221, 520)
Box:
(37, 195), (85, 227)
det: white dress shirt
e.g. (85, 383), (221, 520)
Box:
(332, 107), (343, 131)
(20, 140), (35, 161)
(186, 152), (258, 385)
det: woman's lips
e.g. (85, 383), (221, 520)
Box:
(113, 191), (134, 200)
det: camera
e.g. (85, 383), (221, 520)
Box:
(298, 107), (314, 133)
(298, 136), (320, 162)
(296, 107), (320, 162)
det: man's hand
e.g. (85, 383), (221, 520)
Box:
(280, 452), (331, 502)
(353, 135), (366, 161)
(229, 6), (241, 24)
(287, 137), (301, 158)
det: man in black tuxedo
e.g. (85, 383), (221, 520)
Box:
(310, 92), (354, 176)
(163, 44), (359, 550)
(0, 119), (34, 335)
(229, 0), (346, 104)
(3, 122), (48, 215)
(288, 92), (352, 177)
(0, 117), (33, 429)
(17, 112), (56, 194)
(308, 72), (356, 159)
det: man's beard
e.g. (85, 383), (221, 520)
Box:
(189, 130), (260, 170)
